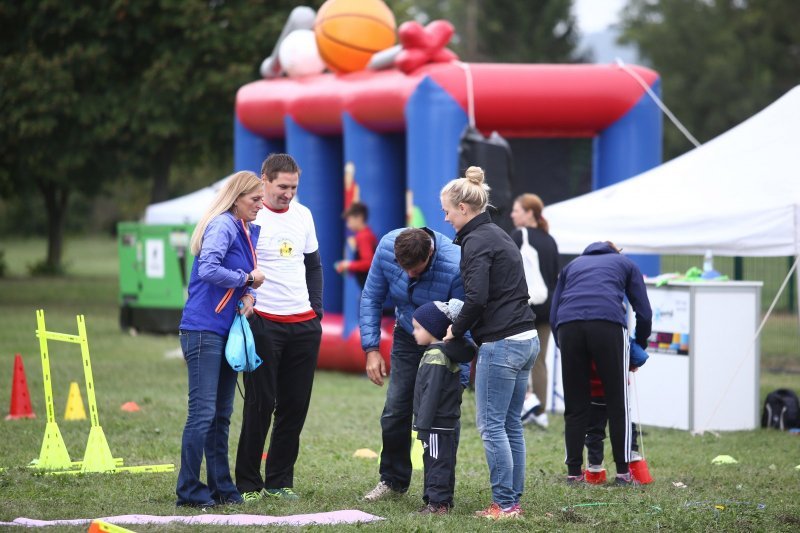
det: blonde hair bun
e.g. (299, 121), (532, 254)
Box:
(464, 166), (485, 184)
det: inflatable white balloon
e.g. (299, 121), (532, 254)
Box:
(260, 6), (316, 79)
(278, 29), (326, 78)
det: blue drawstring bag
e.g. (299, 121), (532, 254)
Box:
(225, 302), (262, 372)
(630, 337), (649, 368)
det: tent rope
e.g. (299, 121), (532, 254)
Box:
(454, 61), (476, 129)
(693, 255), (800, 434)
(616, 58), (701, 148)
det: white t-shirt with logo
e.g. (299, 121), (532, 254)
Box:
(252, 200), (319, 315)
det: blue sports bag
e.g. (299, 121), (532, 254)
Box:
(225, 302), (262, 372)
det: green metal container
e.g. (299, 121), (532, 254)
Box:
(117, 222), (195, 333)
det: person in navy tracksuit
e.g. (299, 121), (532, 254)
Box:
(550, 241), (652, 485)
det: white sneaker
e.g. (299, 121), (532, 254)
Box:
(520, 395), (541, 423)
(363, 481), (396, 502)
(630, 450), (643, 462)
(531, 412), (549, 428)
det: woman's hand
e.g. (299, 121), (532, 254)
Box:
(334, 260), (348, 274)
(443, 325), (455, 341)
(239, 295), (255, 316)
(250, 269), (266, 289)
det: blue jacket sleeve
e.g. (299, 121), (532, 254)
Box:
(359, 243), (390, 352)
(626, 263), (653, 349)
(197, 217), (248, 288)
(549, 268), (566, 347)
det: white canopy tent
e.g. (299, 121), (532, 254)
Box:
(544, 86), (800, 257)
(143, 175), (232, 224)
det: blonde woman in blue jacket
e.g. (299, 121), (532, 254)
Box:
(176, 171), (265, 508)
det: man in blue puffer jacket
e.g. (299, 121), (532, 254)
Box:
(360, 227), (469, 502)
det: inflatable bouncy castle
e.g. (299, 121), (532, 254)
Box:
(232, 2), (662, 372)
(120, 1), (662, 372)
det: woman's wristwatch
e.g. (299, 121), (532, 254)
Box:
(245, 273), (255, 287)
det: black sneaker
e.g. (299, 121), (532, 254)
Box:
(418, 503), (450, 515)
(566, 473), (586, 485)
(614, 472), (642, 486)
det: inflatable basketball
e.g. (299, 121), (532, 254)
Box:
(314, 0), (397, 74)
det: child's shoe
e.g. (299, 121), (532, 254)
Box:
(565, 473), (586, 485)
(614, 472), (642, 486)
(418, 503), (449, 515)
(585, 465), (607, 484)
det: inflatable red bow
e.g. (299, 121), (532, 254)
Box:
(395, 20), (459, 74)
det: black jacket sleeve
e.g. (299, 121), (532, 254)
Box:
(442, 337), (477, 364)
(451, 242), (492, 338)
(304, 250), (323, 318)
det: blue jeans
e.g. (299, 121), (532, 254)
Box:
(378, 327), (424, 491)
(176, 330), (240, 505)
(475, 335), (539, 508)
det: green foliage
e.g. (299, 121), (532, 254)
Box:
(0, 1), (307, 270)
(26, 258), (68, 277)
(391, 0), (587, 62)
(619, 0), (800, 160)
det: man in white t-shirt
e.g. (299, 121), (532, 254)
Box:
(234, 153), (323, 502)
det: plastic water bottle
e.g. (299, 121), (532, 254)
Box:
(701, 249), (720, 279)
(703, 249), (714, 273)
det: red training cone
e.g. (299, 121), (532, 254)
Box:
(6, 353), (36, 420)
(585, 467), (607, 485)
(630, 457), (654, 484)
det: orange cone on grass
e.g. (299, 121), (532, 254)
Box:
(6, 353), (36, 420)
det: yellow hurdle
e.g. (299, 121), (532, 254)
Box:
(30, 309), (174, 475)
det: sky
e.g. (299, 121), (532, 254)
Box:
(573, 0), (627, 34)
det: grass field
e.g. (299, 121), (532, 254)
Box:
(0, 237), (799, 532)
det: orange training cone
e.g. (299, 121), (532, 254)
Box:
(6, 353), (36, 420)
(88, 519), (136, 532)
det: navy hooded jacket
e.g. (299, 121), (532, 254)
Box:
(550, 241), (652, 349)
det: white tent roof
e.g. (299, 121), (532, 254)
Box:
(545, 86), (800, 257)
(144, 175), (232, 224)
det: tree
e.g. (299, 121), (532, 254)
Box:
(619, 0), (800, 160)
(107, 0), (305, 204)
(392, 0), (587, 63)
(0, 1), (304, 271)
(0, 2), (122, 272)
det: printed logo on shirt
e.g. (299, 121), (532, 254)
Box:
(279, 239), (294, 258)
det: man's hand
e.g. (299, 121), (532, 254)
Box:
(365, 350), (387, 386)
(334, 260), (348, 274)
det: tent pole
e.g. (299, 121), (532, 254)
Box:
(796, 255), (800, 336)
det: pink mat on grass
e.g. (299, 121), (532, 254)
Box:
(0, 510), (383, 528)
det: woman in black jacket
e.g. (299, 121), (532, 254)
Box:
(441, 166), (537, 520)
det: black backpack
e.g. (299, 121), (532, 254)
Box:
(761, 388), (800, 430)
